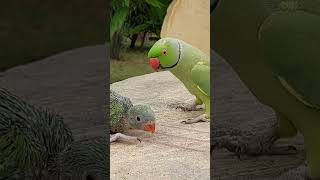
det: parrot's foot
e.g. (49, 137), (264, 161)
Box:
(213, 128), (298, 158)
(110, 133), (141, 143)
(272, 161), (311, 180)
(175, 103), (203, 112)
(181, 114), (209, 124)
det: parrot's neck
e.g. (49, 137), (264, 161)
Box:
(169, 42), (209, 94)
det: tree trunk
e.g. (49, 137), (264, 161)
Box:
(139, 31), (147, 48)
(111, 32), (122, 60)
(129, 34), (138, 49)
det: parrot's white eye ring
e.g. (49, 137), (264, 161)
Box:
(162, 49), (167, 55)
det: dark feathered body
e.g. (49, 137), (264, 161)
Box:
(50, 136), (107, 180)
(0, 88), (73, 179)
(110, 90), (133, 133)
(0, 88), (107, 180)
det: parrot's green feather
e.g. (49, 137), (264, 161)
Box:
(149, 38), (210, 118)
(49, 136), (107, 179)
(109, 90), (155, 133)
(0, 88), (107, 179)
(278, 76), (317, 109)
(191, 62), (210, 96)
(259, 11), (320, 108)
(213, 1), (320, 178)
(110, 90), (132, 132)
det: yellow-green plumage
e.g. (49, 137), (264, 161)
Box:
(148, 38), (210, 119)
(213, 0), (320, 178)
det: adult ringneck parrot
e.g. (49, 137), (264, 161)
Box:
(212, 0), (320, 179)
(148, 38), (210, 124)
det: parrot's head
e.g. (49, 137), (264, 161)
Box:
(148, 38), (181, 71)
(128, 104), (156, 133)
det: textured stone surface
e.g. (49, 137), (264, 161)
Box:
(111, 71), (210, 180)
(0, 45), (108, 139)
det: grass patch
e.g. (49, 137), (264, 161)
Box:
(110, 49), (153, 83)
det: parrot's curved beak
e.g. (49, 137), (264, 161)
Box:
(143, 121), (155, 133)
(149, 58), (160, 71)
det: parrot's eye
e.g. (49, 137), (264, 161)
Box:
(162, 49), (167, 55)
(136, 116), (141, 121)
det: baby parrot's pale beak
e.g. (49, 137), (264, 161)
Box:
(144, 121), (156, 133)
(149, 58), (160, 71)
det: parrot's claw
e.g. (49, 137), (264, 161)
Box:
(181, 114), (209, 124)
(110, 133), (141, 143)
(270, 161), (311, 180)
(175, 103), (203, 112)
(213, 128), (298, 157)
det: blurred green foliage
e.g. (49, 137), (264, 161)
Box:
(111, 0), (172, 60)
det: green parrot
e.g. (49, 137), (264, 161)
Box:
(148, 38), (210, 124)
(110, 90), (156, 142)
(0, 87), (107, 179)
(212, 0), (320, 178)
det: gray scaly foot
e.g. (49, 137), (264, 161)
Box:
(110, 133), (141, 143)
(213, 125), (298, 158)
(175, 103), (203, 112)
(269, 161), (311, 180)
(181, 114), (209, 124)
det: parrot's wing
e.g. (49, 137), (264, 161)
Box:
(50, 136), (107, 179)
(259, 11), (320, 109)
(0, 88), (73, 178)
(110, 90), (132, 127)
(191, 62), (210, 96)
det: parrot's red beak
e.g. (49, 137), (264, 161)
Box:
(143, 121), (155, 133)
(149, 58), (160, 71)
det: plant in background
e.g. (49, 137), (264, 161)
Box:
(110, 0), (130, 59)
(110, 0), (171, 60)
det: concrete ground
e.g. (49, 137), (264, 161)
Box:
(110, 72), (210, 180)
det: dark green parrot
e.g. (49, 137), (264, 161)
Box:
(212, 0), (320, 179)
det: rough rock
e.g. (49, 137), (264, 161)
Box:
(0, 45), (108, 139)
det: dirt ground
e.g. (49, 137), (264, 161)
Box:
(110, 71), (210, 180)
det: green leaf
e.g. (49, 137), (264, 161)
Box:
(126, 24), (149, 36)
(124, 0), (130, 7)
(112, 0), (130, 10)
(145, 0), (164, 8)
(110, 7), (129, 38)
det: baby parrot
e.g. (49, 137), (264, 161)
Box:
(148, 38), (210, 124)
(213, 0), (320, 178)
(110, 90), (156, 142)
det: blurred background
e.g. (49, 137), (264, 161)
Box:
(110, 0), (172, 83)
(0, 0), (107, 72)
